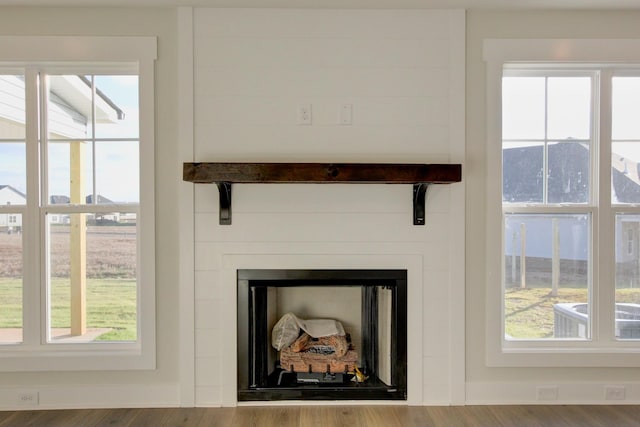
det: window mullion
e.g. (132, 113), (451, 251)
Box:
(21, 68), (41, 347)
(39, 73), (51, 344)
(543, 77), (549, 205)
(597, 69), (616, 343)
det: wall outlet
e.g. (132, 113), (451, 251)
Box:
(17, 391), (39, 406)
(605, 385), (626, 400)
(536, 385), (558, 401)
(340, 103), (352, 125)
(297, 104), (312, 125)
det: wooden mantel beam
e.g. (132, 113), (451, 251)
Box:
(183, 162), (461, 184)
(183, 162), (462, 225)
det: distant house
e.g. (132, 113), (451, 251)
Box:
(0, 185), (26, 231)
(503, 142), (640, 266)
(48, 194), (129, 225)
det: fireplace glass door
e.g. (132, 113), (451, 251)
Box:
(237, 269), (407, 401)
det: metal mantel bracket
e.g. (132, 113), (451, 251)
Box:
(412, 183), (430, 226)
(217, 182), (232, 225)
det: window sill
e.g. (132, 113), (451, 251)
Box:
(488, 345), (640, 367)
(0, 346), (155, 372)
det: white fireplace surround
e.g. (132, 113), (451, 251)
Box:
(219, 253), (424, 405)
(179, 8), (466, 407)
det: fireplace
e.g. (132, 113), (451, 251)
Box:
(237, 269), (408, 401)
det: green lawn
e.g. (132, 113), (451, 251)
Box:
(506, 286), (640, 339)
(0, 278), (136, 341)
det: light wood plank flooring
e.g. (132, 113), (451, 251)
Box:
(2, 405), (640, 427)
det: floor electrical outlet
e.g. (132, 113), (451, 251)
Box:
(17, 391), (39, 406)
(536, 386), (558, 401)
(605, 386), (626, 400)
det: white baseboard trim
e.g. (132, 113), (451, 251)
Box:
(0, 384), (180, 411)
(467, 381), (640, 405)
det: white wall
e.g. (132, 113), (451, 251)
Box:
(0, 7), (181, 409)
(188, 8), (465, 406)
(467, 10), (640, 404)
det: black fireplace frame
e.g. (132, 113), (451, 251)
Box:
(237, 269), (407, 401)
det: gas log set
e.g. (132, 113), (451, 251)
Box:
(271, 313), (362, 385)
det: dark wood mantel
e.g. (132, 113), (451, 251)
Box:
(183, 162), (462, 225)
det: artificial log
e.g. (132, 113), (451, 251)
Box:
(280, 347), (359, 374)
(289, 333), (350, 357)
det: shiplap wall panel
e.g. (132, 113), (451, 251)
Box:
(198, 97), (449, 127)
(194, 9), (453, 39)
(194, 125), (450, 160)
(194, 212), (451, 243)
(191, 8), (464, 406)
(194, 185), (451, 219)
(196, 38), (450, 69)
(197, 68), (449, 99)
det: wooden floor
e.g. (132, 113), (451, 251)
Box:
(2, 405), (640, 427)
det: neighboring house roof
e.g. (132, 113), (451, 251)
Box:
(0, 184), (27, 199)
(85, 194), (114, 204)
(50, 195), (70, 204)
(503, 142), (640, 203)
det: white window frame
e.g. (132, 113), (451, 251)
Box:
(0, 36), (156, 371)
(485, 39), (640, 367)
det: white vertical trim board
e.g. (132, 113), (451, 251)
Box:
(178, 7), (196, 407)
(446, 9), (466, 406)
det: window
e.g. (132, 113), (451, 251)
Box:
(0, 37), (156, 371)
(485, 39), (640, 366)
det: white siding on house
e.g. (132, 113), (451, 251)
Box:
(0, 75), (25, 129)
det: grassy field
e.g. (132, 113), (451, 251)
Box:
(0, 225), (137, 342)
(0, 278), (136, 341)
(506, 286), (640, 339)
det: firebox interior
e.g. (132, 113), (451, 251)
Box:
(237, 269), (407, 401)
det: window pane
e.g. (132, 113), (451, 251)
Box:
(48, 141), (94, 205)
(0, 215), (22, 344)
(548, 141), (590, 204)
(612, 142), (640, 204)
(615, 213), (640, 340)
(48, 213), (137, 343)
(502, 77), (546, 140)
(94, 75), (139, 139)
(95, 142), (139, 204)
(503, 141), (543, 203)
(547, 77), (591, 141)
(504, 214), (590, 340)
(612, 77), (640, 205)
(47, 75), (91, 140)
(0, 73), (27, 200)
(0, 143), (26, 204)
(0, 74), (26, 139)
(613, 77), (640, 140)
